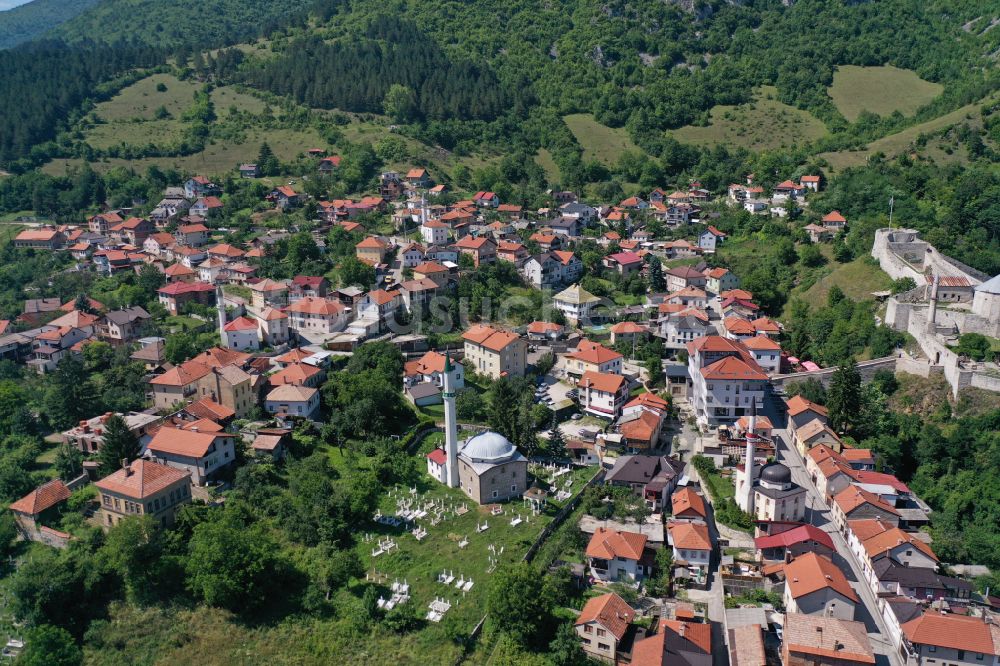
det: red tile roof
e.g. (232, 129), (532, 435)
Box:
(95, 459), (190, 500)
(754, 524), (834, 552)
(578, 370), (626, 394)
(671, 487), (707, 519)
(669, 521), (712, 551)
(586, 527), (647, 561)
(784, 552), (858, 603)
(901, 613), (999, 655)
(147, 426), (224, 459)
(285, 297), (345, 316)
(834, 485), (899, 517)
(426, 448), (447, 465)
(461, 324), (520, 352)
(184, 397), (235, 422)
(701, 355), (768, 381)
(9, 479), (71, 515)
(575, 592), (635, 640)
(786, 395), (829, 417)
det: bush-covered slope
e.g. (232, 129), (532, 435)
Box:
(0, 0), (98, 48)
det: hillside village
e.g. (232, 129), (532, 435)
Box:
(1, 151), (1000, 666)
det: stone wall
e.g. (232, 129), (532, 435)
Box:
(771, 357), (899, 389)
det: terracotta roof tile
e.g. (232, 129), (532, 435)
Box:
(575, 592), (635, 640)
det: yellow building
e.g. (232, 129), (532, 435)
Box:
(461, 324), (527, 379)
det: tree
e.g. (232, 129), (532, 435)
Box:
(485, 563), (555, 647)
(186, 517), (280, 612)
(383, 84), (418, 122)
(646, 254), (665, 291)
(891, 277), (917, 294)
(338, 256), (375, 288)
(163, 332), (198, 364)
(18, 625), (81, 666)
(96, 415), (140, 477)
(548, 622), (587, 666)
(257, 142), (280, 176)
(43, 357), (98, 430)
(100, 515), (162, 603)
(455, 389), (484, 421)
(786, 377), (827, 404)
(54, 444), (83, 481)
(827, 361), (862, 433)
(548, 414), (566, 459)
(798, 243), (825, 267)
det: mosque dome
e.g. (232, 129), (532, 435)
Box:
(460, 431), (517, 463)
(759, 463), (792, 486)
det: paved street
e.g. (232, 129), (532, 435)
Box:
(767, 394), (902, 666)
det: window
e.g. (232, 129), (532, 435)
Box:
(596, 628), (606, 637)
(583, 625), (592, 634)
(958, 651), (965, 660)
(102, 495), (111, 506)
(598, 643), (609, 652)
(492, 490), (498, 498)
(928, 646), (936, 653)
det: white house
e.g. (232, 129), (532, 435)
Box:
(781, 553), (858, 621)
(553, 284), (601, 325)
(687, 336), (768, 427)
(222, 316), (260, 351)
(585, 528), (649, 583)
(578, 371), (628, 419)
(265, 385), (320, 420)
(420, 220), (449, 246)
(668, 521), (712, 583)
(285, 297), (348, 335)
(146, 426), (236, 486)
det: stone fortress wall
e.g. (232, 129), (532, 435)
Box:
(871, 228), (1000, 396)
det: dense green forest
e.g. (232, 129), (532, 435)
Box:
(0, 0), (97, 48)
(49, 0), (314, 47)
(0, 42), (163, 165)
(247, 17), (531, 122)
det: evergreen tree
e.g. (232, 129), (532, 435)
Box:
(54, 444), (83, 481)
(257, 142), (279, 176)
(646, 254), (665, 291)
(96, 415), (140, 477)
(43, 357), (98, 430)
(827, 360), (862, 433)
(548, 413), (566, 459)
(74, 293), (95, 314)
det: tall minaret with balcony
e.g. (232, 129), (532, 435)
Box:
(443, 354), (460, 488)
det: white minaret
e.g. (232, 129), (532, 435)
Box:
(216, 286), (227, 343)
(738, 404), (758, 514)
(443, 353), (460, 488)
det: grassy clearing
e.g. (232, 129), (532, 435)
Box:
(86, 118), (188, 149)
(93, 73), (201, 122)
(535, 148), (560, 183)
(0, 223), (25, 244)
(564, 113), (640, 164)
(828, 66), (943, 122)
(797, 256), (893, 307)
(42, 126), (325, 178)
(819, 92), (1000, 170)
(212, 85), (271, 115)
(670, 86), (827, 151)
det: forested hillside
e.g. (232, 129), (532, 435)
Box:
(0, 0), (97, 48)
(49, 0), (313, 47)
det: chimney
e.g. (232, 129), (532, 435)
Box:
(678, 622), (686, 637)
(122, 458), (130, 476)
